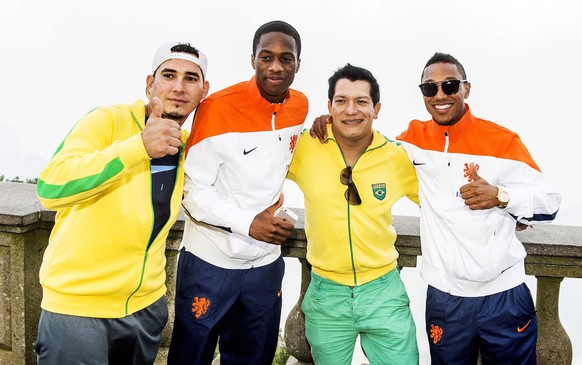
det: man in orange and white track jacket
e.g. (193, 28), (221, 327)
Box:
(167, 21), (308, 365)
(396, 52), (561, 365)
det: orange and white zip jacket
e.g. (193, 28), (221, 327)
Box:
(397, 104), (561, 297)
(180, 77), (308, 269)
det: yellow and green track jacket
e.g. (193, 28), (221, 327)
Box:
(37, 100), (188, 318)
(288, 126), (419, 286)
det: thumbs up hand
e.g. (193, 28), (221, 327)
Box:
(149, 96), (163, 119)
(266, 192), (285, 216)
(459, 163), (499, 210)
(249, 193), (294, 245)
(142, 97), (182, 158)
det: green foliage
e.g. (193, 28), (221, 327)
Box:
(273, 330), (291, 365)
(0, 174), (38, 184)
(273, 343), (291, 365)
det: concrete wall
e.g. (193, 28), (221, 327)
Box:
(1, 182), (581, 364)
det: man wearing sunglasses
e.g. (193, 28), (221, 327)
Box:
(288, 64), (419, 364)
(310, 53), (561, 364)
(395, 52), (561, 364)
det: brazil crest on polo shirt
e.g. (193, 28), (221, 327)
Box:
(372, 183), (386, 201)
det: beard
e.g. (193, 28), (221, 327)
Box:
(162, 111), (185, 121)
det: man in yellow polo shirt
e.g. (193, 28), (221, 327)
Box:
(287, 64), (419, 365)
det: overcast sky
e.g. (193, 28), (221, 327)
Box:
(1, 0), (580, 226)
(1, 1), (580, 363)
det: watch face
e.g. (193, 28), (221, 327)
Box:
(497, 186), (509, 208)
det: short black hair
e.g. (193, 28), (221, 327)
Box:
(252, 20), (301, 58)
(328, 64), (380, 106)
(422, 52), (467, 80)
(170, 43), (201, 58)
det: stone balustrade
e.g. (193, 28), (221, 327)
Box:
(0, 182), (581, 364)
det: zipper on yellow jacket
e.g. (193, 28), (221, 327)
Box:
(334, 137), (388, 287)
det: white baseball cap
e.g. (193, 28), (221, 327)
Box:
(151, 42), (208, 78)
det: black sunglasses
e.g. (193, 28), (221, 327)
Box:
(419, 79), (467, 97)
(340, 166), (362, 205)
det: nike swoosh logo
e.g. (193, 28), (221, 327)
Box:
(412, 160), (426, 166)
(517, 319), (532, 333)
(243, 147), (258, 155)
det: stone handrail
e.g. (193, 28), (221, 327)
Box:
(0, 182), (580, 364)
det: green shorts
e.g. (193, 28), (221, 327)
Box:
(301, 268), (418, 365)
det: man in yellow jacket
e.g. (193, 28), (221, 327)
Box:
(288, 64), (419, 365)
(35, 42), (209, 364)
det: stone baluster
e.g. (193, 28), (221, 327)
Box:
(284, 258), (313, 364)
(536, 276), (572, 364)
